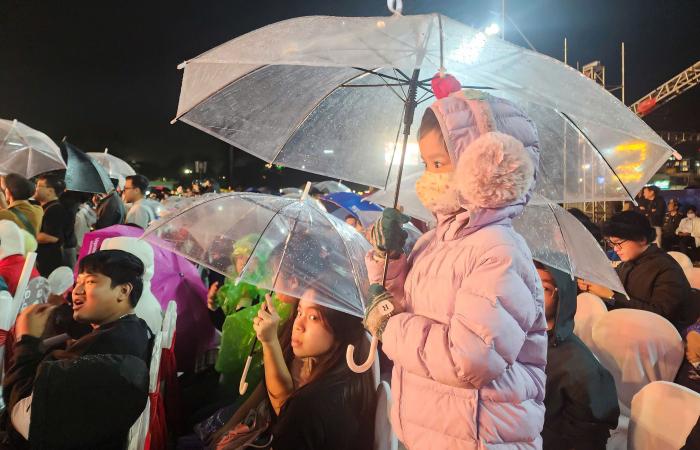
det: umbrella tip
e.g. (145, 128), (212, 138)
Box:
(104, 147), (109, 154)
(169, 118), (178, 125)
(177, 61), (187, 70)
(300, 181), (312, 201)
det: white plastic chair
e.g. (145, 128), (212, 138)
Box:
(590, 309), (684, 450)
(668, 251), (693, 271)
(162, 301), (177, 351)
(374, 381), (398, 450)
(629, 381), (700, 450)
(128, 330), (163, 450)
(573, 293), (608, 352)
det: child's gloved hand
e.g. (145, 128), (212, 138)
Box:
(370, 208), (410, 259)
(363, 284), (404, 340)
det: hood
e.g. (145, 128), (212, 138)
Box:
(428, 90), (540, 235)
(543, 262), (577, 345)
(0, 219), (25, 259)
(100, 236), (154, 282)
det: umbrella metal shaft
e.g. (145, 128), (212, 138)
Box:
(382, 68), (421, 286)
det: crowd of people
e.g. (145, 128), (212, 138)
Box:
(0, 89), (699, 450)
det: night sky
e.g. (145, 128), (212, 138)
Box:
(2, 0), (698, 188)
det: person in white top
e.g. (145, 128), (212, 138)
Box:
(676, 205), (700, 257)
(123, 174), (157, 229)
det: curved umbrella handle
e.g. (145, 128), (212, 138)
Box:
(346, 335), (378, 373)
(239, 355), (253, 395)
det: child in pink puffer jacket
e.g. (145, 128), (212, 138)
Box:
(364, 89), (547, 450)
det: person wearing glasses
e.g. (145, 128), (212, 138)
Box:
(578, 210), (698, 330)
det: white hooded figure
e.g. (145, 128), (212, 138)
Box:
(100, 236), (163, 334)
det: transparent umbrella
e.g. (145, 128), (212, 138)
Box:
(0, 119), (66, 178)
(369, 178), (626, 296)
(87, 149), (136, 179)
(142, 191), (372, 389)
(312, 180), (352, 194)
(173, 12), (674, 203)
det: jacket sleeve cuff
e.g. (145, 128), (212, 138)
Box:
(379, 313), (407, 362)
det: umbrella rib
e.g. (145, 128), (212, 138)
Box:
(382, 102), (407, 190)
(269, 68), (405, 164)
(559, 112), (635, 202)
(548, 201), (576, 280)
(394, 68), (433, 95)
(318, 209), (366, 311)
(237, 196), (300, 282)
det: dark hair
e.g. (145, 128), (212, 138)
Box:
(601, 210), (655, 244)
(4, 173), (35, 200)
(78, 250), (144, 307)
(289, 272), (376, 416)
(38, 174), (66, 196)
(126, 174), (149, 194)
(687, 205), (697, 214)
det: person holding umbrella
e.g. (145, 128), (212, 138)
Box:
(362, 87), (546, 449)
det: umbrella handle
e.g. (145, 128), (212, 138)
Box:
(346, 335), (378, 373)
(239, 355), (253, 395)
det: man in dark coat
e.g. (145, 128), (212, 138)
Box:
(579, 210), (699, 330)
(536, 261), (619, 450)
(641, 186), (666, 247)
(1, 250), (152, 449)
(661, 198), (684, 251)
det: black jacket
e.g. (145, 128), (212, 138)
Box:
(541, 265), (620, 450)
(2, 315), (152, 450)
(611, 245), (699, 329)
(647, 196), (667, 227)
(95, 192), (125, 230)
(271, 373), (375, 450)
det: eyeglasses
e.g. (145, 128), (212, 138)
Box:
(605, 239), (628, 249)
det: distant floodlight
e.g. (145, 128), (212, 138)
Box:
(484, 23), (500, 36)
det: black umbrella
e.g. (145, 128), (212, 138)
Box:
(63, 140), (113, 194)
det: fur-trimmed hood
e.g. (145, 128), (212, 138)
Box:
(427, 90), (540, 238)
(430, 89), (539, 207)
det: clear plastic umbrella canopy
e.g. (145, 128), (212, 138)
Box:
(174, 13), (673, 203)
(142, 192), (371, 317)
(312, 180), (352, 194)
(0, 119), (66, 178)
(369, 178), (626, 295)
(87, 150), (136, 179)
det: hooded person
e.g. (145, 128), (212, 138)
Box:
(589, 309), (685, 450)
(535, 261), (619, 450)
(362, 83), (547, 449)
(99, 236), (163, 334)
(0, 220), (40, 296)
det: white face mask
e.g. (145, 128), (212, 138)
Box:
(415, 170), (461, 214)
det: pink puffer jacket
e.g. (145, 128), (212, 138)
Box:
(369, 92), (547, 449)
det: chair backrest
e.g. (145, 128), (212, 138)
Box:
(668, 251), (693, 271)
(629, 381), (700, 450)
(162, 301), (177, 350)
(127, 331), (164, 450)
(374, 381), (398, 450)
(685, 267), (700, 290)
(573, 292), (608, 351)
(590, 309), (684, 417)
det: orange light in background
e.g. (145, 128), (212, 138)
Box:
(614, 141), (647, 183)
